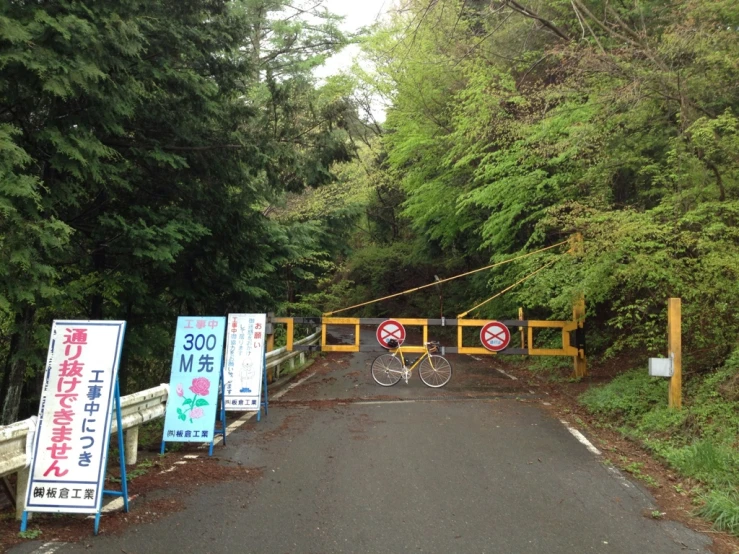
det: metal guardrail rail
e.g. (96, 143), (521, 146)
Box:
(0, 331), (319, 519)
(266, 330), (320, 380)
(0, 421), (31, 481)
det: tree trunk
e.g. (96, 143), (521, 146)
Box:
(118, 301), (134, 395)
(89, 246), (106, 319)
(0, 305), (36, 425)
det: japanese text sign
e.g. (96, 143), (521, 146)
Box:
(25, 321), (126, 514)
(223, 314), (266, 411)
(162, 316), (225, 443)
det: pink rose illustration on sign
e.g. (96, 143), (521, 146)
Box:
(189, 377), (210, 396)
(176, 377), (210, 423)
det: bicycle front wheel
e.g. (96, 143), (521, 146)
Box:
(419, 355), (452, 388)
(371, 354), (403, 386)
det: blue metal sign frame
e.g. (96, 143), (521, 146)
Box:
(21, 371), (129, 536)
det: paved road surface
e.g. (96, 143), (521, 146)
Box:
(10, 338), (712, 553)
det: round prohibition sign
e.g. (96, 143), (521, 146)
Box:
(376, 319), (406, 348)
(480, 321), (511, 352)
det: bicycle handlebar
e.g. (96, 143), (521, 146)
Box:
(425, 341), (441, 352)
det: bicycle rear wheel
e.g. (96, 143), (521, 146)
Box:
(419, 355), (452, 387)
(371, 354), (403, 386)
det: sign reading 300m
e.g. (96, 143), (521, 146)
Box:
(162, 316), (225, 444)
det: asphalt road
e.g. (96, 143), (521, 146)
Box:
(10, 341), (712, 554)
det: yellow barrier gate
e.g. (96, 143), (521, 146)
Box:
(271, 304), (587, 378)
(272, 235), (587, 377)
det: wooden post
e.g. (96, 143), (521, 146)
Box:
(518, 307), (525, 350)
(668, 298), (682, 409)
(570, 232), (584, 255)
(570, 233), (587, 378)
(572, 295), (587, 378)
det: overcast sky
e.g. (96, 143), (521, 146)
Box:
(313, 0), (389, 80)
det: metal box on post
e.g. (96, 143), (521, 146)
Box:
(649, 356), (673, 377)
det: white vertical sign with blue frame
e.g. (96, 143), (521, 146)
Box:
(224, 314), (266, 411)
(23, 321), (126, 514)
(162, 316), (225, 445)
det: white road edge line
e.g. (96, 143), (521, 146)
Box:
(469, 355), (518, 381)
(494, 367), (518, 380)
(559, 419), (633, 489)
(560, 419), (601, 456)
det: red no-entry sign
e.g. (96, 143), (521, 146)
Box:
(480, 321), (511, 352)
(376, 319), (406, 348)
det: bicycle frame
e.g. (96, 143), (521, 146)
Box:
(371, 340), (451, 388)
(388, 345), (432, 383)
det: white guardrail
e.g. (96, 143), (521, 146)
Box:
(0, 331), (319, 519)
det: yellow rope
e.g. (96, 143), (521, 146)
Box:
(323, 239), (570, 317)
(457, 258), (560, 318)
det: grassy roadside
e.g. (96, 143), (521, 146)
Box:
(578, 350), (739, 536)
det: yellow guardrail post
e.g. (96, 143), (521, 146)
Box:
(668, 298), (682, 409)
(266, 313), (275, 353)
(272, 317), (294, 351)
(265, 314), (275, 383)
(269, 317), (295, 382)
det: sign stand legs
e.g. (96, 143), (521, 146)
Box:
(21, 378), (128, 536)
(210, 363), (227, 456)
(257, 350), (268, 422)
(96, 379), (129, 535)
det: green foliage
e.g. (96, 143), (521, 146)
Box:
(580, 348), (739, 534)
(696, 491), (739, 536)
(0, 0), (356, 420)
(18, 528), (42, 540)
(579, 370), (668, 421)
(342, 0), (739, 365)
(667, 441), (739, 487)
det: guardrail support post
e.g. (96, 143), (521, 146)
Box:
(15, 466), (30, 521)
(668, 298), (682, 409)
(125, 425), (139, 466)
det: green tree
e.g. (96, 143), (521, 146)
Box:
(0, 0), (354, 421)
